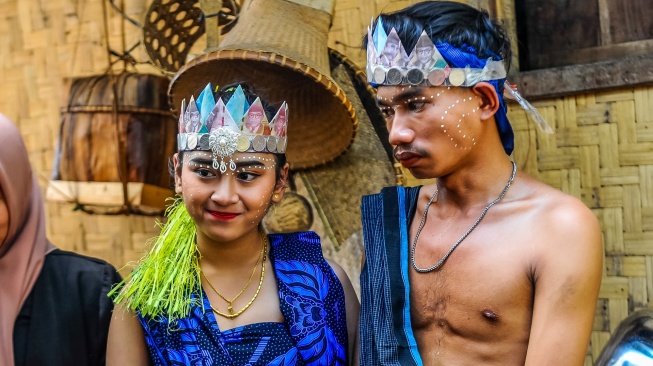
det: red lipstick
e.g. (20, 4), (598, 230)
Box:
(208, 211), (240, 220)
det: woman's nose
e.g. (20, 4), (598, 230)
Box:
(211, 177), (238, 205)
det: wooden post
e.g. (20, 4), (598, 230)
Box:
(200, 0), (223, 52)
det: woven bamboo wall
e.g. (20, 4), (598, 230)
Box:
(1, 0), (651, 363)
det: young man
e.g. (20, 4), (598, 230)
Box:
(360, 2), (603, 365)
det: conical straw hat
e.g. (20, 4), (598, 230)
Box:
(169, 0), (357, 169)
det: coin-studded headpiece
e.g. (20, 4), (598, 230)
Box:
(177, 83), (288, 173)
(366, 18), (507, 87)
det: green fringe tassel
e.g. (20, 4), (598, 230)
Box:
(109, 197), (202, 324)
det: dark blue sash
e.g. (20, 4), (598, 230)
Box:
(360, 186), (423, 366)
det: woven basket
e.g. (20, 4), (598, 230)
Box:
(168, 0), (357, 169)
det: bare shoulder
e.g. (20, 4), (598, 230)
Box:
(326, 259), (353, 286)
(519, 174), (599, 233)
(514, 173), (602, 258)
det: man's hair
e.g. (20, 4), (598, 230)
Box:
(363, 1), (512, 72)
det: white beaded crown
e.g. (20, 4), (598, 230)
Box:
(177, 83), (288, 173)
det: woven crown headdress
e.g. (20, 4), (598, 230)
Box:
(366, 18), (507, 87)
(178, 83), (288, 173)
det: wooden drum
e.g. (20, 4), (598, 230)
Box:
(53, 72), (176, 190)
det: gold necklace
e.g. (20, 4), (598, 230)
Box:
(202, 234), (267, 319)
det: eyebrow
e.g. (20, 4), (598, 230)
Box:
(377, 87), (428, 106)
(236, 160), (266, 169)
(189, 157), (213, 166)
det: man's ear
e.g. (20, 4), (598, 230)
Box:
(472, 82), (500, 122)
(173, 153), (182, 194)
(272, 163), (290, 203)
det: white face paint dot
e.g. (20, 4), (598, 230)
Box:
(441, 124), (445, 128)
(441, 116), (445, 120)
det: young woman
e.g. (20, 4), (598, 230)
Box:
(107, 84), (359, 365)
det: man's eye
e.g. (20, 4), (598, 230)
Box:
(380, 107), (395, 118)
(407, 102), (426, 112)
(195, 168), (214, 178)
(237, 171), (259, 182)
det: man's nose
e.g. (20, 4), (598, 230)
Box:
(387, 114), (415, 146)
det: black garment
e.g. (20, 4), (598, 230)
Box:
(13, 249), (121, 366)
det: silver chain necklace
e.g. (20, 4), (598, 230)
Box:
(411, 161), (517, 273)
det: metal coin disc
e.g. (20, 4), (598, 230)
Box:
(386, 68), (403, 85)
(373, 67), (386, 84)
(277, 136), (287, 153)
(266, 136), (277, 152)
(252, 135), (266, 152)
(448, 69), (466, 86)
(406, 69), (425, 85)
(236, 135), (251, 152)
(428, 69), (447, 86)
(187, 133), (198, 150)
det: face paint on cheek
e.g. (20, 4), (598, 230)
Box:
(439, 96), (481, 151)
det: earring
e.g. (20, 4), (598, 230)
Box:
(274, 194), (279, 199)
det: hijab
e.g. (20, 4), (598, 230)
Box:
(0, 114), (55, 366)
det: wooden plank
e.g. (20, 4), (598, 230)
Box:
(537, 148), (580, 170)
(641, 165), (653, 207)
(590, 331), (611, 361)
(608, 298), (630, 331)
(619, 143), (653, 166)
(602, 207), (624, 255)
(643, 208), (653, 232)
(46, 180), (172, 211)
(580, 146), (601, 188)
(556, 127), (600, 147)
(606, 0), (653, 43)
(629, 277), (648, 308)
(600, 167), (639, 186)
(625, 232), (653, 255)
(599, 276), (629, 299)
(599, 186), (624, 208)
(623, 185), (643, 233)
(637, 123), (653, 142)
(510, 56), (653, 100)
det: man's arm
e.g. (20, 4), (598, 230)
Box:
(524, 198), (603, 365)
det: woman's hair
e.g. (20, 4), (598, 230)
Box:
(171, 82), (288, 188)
(363, 1), (512, 71)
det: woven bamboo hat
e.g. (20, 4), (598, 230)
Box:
(169, 0), (357, 169)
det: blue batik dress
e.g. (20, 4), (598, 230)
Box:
(138, 231), (348, 366)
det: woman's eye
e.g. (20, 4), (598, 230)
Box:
(407, 101), (426, 112)
(237, 171), (259, 182)
(380, 107), (395, 118)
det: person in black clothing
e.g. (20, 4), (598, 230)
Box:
(0, 114), (120, 366)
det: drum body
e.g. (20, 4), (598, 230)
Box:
(53, 73), (176, 189)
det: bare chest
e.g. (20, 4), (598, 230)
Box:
(407, 222), (535, 342)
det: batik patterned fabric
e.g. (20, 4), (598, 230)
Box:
(138, 231), (348, 366)
(360, 186), (424, 366)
